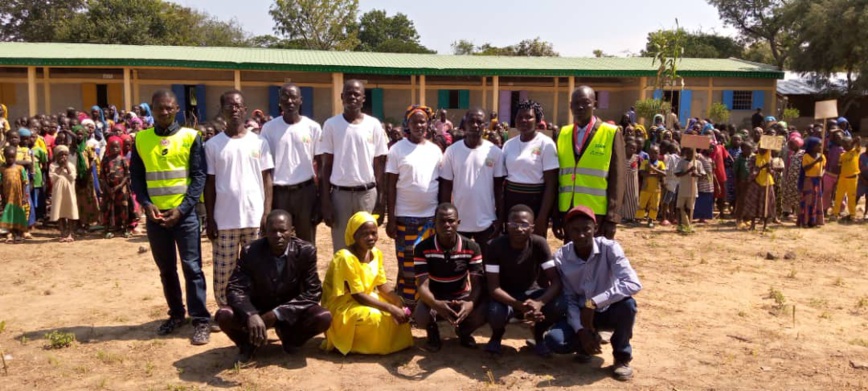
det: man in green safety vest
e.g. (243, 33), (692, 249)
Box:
(553, 86), (625, 240)
(131, 90), (211, 345)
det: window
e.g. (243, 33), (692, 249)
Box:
(732, 90), (753, 110)
(438, 90), (469, 110)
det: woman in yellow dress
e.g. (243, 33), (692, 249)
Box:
(321, 211), (414, 355)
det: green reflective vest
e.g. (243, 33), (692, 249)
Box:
(134, 127), (197, 210)
(556, 122), (617, 215)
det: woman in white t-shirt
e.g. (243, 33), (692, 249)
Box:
(384, 105), (442, 309)
(500, 100), (559, 237)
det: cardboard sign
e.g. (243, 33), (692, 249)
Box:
(815, 100), (838, 119)
(681, 134), (711, 150)
(760, 135), (785, 151)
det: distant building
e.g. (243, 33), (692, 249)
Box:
(777, 72), (866, 132)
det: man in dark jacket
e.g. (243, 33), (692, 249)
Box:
(216, 210), (332, 363)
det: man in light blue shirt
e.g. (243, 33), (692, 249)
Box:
(544, 205), (642, 381)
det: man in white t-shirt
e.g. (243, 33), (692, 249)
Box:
(439, 108), (505, 255)
(260, 83), (322, 244)
(385, 105), (443, 308)
(316, 80), (388, 253)
(205, 90), (274, 309)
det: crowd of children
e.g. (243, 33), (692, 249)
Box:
(620, 115), (863, 233)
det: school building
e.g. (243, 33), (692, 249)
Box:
(0, 42), (783, 127)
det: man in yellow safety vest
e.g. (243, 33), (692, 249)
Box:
(553, 86), (625, 240)
(130, 90), (211, 345)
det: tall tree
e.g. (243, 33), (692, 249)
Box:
(706, 0), (798, 68)
(450, 37), (559, 57)
(788, 0), (868, 114)
(0, 0), (84, 42)
(642, 30), (744, 59)
(269, 0), (359, 51)
(355, 9), (433, 53)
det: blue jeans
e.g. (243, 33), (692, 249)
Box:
(146, 210), (210, 324)
(544, 297), (637, 363)
(488, 288), (566, 341)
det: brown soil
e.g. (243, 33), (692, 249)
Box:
(1, 220), (867, 390)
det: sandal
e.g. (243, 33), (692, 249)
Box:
(104, 232), (114, 239)
(123, 231), (133, 238)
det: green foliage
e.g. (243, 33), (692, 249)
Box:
(355, 10), (433, 54)
(592, 49), (613, 58)
(707, 0), (798, 68)
(781, 107), (800, 121)
(0, 0), (85, 42)
(0, 320), (5, 333)
(642, 30), (743, 59)
(709, 102), (731, 124)
(451, 37), (559, 57)
(269, 0), (359, 51)
(634, 99), (671, 123)
(44, 330), (75, 349)
(648, 21), (685, 91)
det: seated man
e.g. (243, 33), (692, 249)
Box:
(217, 210), (332, 363)
(544, 206), (642, 381)
(414, 202), (487, 351)
(484, 204), (564, 356)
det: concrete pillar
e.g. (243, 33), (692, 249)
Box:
(492, 76), (500, 114)
(132, 70), (140, 107)
(332, 72), (344, 115)
(639, 77), (647, 101)
(567, 76), (575, 124)
(419, 75), (426, 106)
(553, 77), (559, 125)
(123, 67), (132, 112)
(481, 77), (487, 109)
(42, 67), (51, 115)
(27, 67), (37, 116)
(410, 75), (416, 104)
(234, 70), (242, 91)
(707, 77), (714, 115)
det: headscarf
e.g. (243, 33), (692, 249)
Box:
(0, 103), (6, 119)
(633, 124), (647, 139)
(344, 211), (379, 248)
(18, 127), (31, 137)
(701, 123), (715, 135)
(653, 114), (664, 125)
(837, 117), (848, 125)
(798, 136), (823, 190)
(53, 145), (69, 157)
(108, 105), (119, 123)
(139, 103), (154, 126)
(90, 105), (107, 141)
(765, 116), (776, 123)
(129, 117), (143, 130)
(72, 125), (89, 179)
(404, 105), (434, 125)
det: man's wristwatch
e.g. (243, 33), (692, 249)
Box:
(585, 299), (597, 309)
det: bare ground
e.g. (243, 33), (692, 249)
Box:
(1, 219), (867, 390)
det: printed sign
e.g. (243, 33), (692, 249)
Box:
(759, 135), (785, 151)
(681, 134), (711, 150)
(814, 99), (838, 120)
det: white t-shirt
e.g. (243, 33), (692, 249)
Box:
(440, 139), (505, 232)
(315, 113), (388, 187)
(386, 139), (443, 217)
(501, 132), (559, 184)
(260, 116), (322, 186)
(205, 131), (274, 230)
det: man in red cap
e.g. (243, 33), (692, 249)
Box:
(544, 205), (642, 381)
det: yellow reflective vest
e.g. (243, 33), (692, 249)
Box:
(134, 127), (198, 210)
(556, 122), (617, 215)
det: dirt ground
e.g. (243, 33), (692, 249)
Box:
(1, 218), (868, 390)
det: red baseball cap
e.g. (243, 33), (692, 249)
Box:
(564, 205), (597, 224)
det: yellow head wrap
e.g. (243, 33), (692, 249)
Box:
(344, 211), (379, 247)
(634, 124), (647, 138)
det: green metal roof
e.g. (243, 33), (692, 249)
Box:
(0, 42), (784, 79)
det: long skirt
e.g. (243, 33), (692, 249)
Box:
(694, 192), (714, 219)
(394, 216), (434, 309)
(621, 171), (639, 221)
(798, 177), (825, 227)
(822, 173), (837, 212)
(743, 181), (776, 219)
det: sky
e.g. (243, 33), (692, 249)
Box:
(171, 0), (738, 57)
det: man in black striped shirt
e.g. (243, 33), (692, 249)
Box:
(414, 203), (487, 352)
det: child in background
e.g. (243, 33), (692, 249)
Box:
(694, 148), (715, 223)
(49, 145), (78, 242)
(635, 144), (666, 227)
(26, 132), (48, 227)
(744, 147), (776, 231)
(725, 135), (743, 212)
(120, 133), (140, 234)
(675, 147), (704, 234)
(735, 142), (755, 228)
(661, 142), (681, 226)
(858, 143), (868, 219)
(832, 136), (861, 221)
(0, 146), (30, 243)
(621, 139), (640, 223)
(99, 137), (132, 238)
(798, 137), (826, 227)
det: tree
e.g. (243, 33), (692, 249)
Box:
(0, 0), (85, 42)
(787, 0), (868, 115)
(269, 0), (359, 51)
(592, 49), (614, 58)
(355, 9), (433, 53)
(642, 30), (744, 59)
(450, 37), (559, 57)
(647, 24), (686, 92)
(707, 0), (798, 68)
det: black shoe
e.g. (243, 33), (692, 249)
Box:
(423, 324), (441, 352)
(157, 317), (185, 336)
(191, 322), (211, 345)
(235, 343), (255, 364)
(613, 360), (634, 381)
(458, 333), (477, 349)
